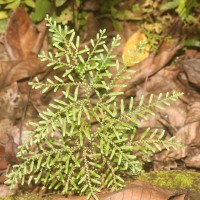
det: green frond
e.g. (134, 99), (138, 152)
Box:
(5, 16), (184, 200)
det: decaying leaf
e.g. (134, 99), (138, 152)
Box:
(5, 7), (39, 60)
(52, 180), (180, 200)
(113, 39), (182, 95)
(0, 146), (7, 170)
(182, 59), (200, 89)
(0, 184), (17, 198)
(0, 7), (47, 89)
(186, 102), (200, 124)
(0, 59), (47, 89)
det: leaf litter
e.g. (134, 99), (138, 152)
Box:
(0, 4), (200, 200)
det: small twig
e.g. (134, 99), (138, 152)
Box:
(19, 77), (33, 145)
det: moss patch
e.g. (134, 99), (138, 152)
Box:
(138, 170), (200, 191)
(0, 193), (52, 200)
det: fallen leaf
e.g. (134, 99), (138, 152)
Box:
(185, 102), (200, 124)
(0, 7), (47, 89)
(0, 146), (7, 170)
(0, 184), (17, 198)
(0, 59), (47, 89)
(4, 7), (39, 60)
(168, 194), (186, 200)
(185, 153), (200, 168)
(5, 136), (18, 164)
(105, 181), (174, 200)
(0, 119), (12, 145)
(112, 40), (182, 96)
(123, 31), (150, 66)
(53, 181), (177, 200)
(182, 59), (200, 89)
(176, 122), (200, 146)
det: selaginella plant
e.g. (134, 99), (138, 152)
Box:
(5, 16), (183, 199)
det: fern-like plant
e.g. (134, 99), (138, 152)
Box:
(5, 16), (183, 200)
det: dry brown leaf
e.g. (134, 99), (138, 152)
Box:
(53, 181), (176, 200)
(112, 40), (182, 96)
(0, 59), (47, 88)
(0, 146), (7, 170)
(0, 7), (47, 88)
(170, 194), (186, 200)
(135, 67), (187, 131)
(100, 180), (174, 200)
(0, 184), (17, 198)
(5, 136), (18, 164)
(153, 160), (178, 171)
(185, 102), (200, 124)
(0, 119), (12, 145)
(185, 154), (200, 168)
(182, 59), (200, 89)
(0, 82), (21, 119)
(4, 7), (39, 60)
(176, 122), (200, 146)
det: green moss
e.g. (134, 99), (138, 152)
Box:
(0, 193), (52, 200)
(138, 170), (200, 191)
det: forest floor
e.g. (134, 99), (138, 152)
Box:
(0, 1), (200, 200)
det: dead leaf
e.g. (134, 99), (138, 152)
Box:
(135, 67), (187, 132)
(53, 181), (176, 200)
(182, 59), (200, 89)
(5, 136), (18, 164)
(176, 122), (200, 146)
(185, 102), (200, 124)
(0, 7), (47, 89)
(0, 184), (17, 198)
(0, 82), (22, 120)
(0, 119), (12, 145)
(4, 7), (39, 60)
(0, 59), (47, 88)
(101, 180), (175, 200)
(0, 145), (7, 170)
(112, 40), (182, 96)
(153, 160), (178, 171)
(169, 194), (186, 200)
(185, 153), (200, 168)
(123, 31), (150, 66)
